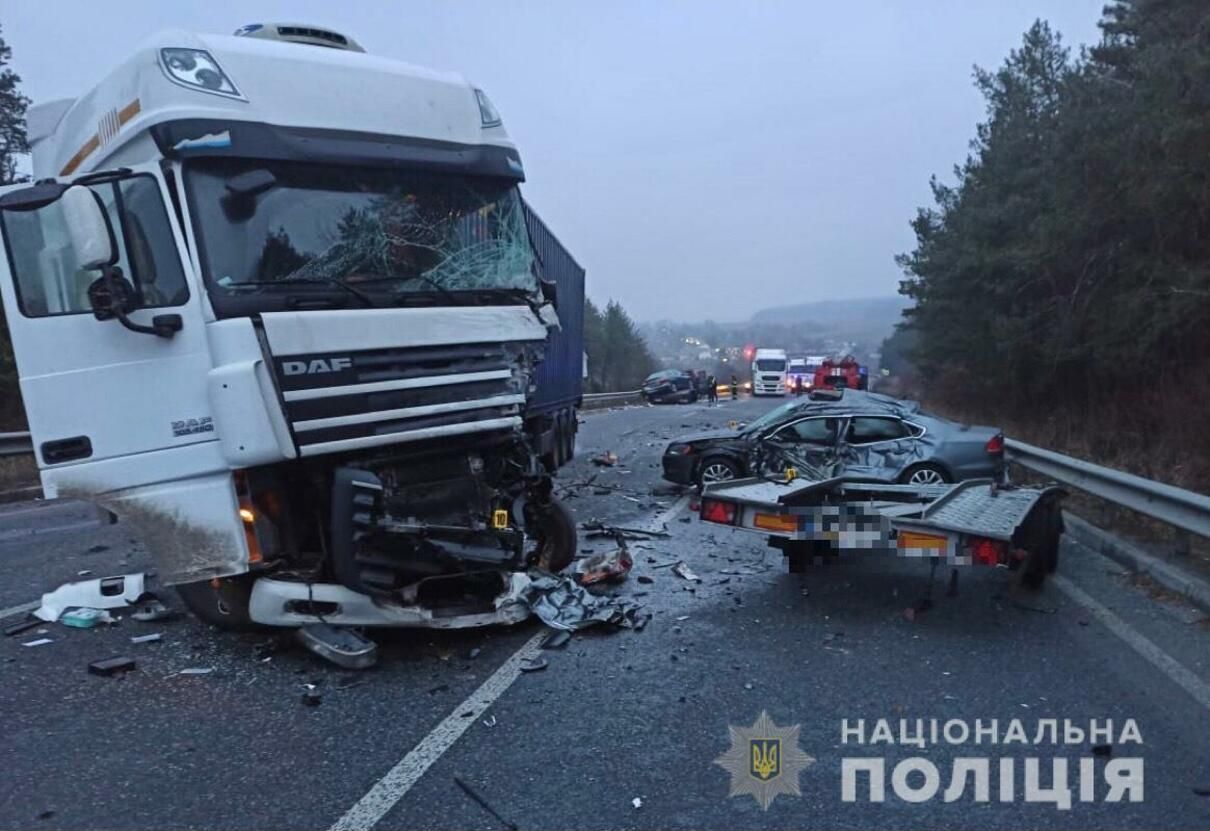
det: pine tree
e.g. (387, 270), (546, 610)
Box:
(0, 24), (29, 186)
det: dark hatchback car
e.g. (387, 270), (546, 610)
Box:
(641, 370), (700, 404)
(661, 390), (1004, 487)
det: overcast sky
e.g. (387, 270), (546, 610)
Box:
(6, 1), (1106, 321)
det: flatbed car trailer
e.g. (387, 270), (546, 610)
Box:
(698, 476), (1065, 590)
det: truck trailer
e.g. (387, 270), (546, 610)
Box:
(0, 23), (585, 633)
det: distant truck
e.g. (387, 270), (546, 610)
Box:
(813, 356), (868, 391)
(786, 355), (826, 393)
(751, 348), (787, 396)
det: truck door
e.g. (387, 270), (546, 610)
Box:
(0, 164), (214, 478)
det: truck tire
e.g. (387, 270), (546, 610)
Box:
(532, 497), (577, 572)
(176, 575), (257, 630)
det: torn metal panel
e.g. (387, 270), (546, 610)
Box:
(519, 572), (648, 631)
(56, 472), (248, 586)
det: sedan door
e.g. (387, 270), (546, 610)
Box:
(836, 416), (924, 481)
(758, 415), (843, 478)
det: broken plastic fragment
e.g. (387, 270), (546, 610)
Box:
(672, 562), (701, 583)
(573, 543), (633, 586)
(35, 573), (148, 622)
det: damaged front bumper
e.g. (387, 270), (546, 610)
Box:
(248, 572), (534, 628)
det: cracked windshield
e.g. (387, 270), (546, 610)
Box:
(188, 159), (536, 300)
(0, 2), (1207, 831)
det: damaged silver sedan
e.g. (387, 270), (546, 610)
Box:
(661, 389), (1005, 488)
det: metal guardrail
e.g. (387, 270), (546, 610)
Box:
(581, 390), (640, 402)
(1005, 438), (1210, 542)
(580, 390), (644, 410)
(0, 432), (32, 458)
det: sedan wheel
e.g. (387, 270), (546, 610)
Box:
(906, 466), (947, 485)
(699, 459), (738, 486)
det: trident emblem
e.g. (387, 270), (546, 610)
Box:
(750, 739), (781, 781)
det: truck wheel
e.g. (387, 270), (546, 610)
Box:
(900, 464), (951, 486)
(176, 575), (257, 630)
(532, 498), (577, 572)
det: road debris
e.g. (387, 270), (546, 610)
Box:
(482, 715), (497, 727)
(454, 775), (518, 831)
(169, 667), (214, 677)
(520, 656), (548, 673)
(541, 630), (572, 650)
(591, 451), (619, 467)
(132, 598), (175, 622)
(61, 608), (113, 629)
(88, 656), (136, 676)
(34, 573), (149, 622)
(4, 618), (41, 637)
(21, 638), (53, 647)
(519, 573), (649, 631)
(301, 687), (323, 707)
(632, 797), (643, 809)
(129, 633), (162, 644)
(573, 540), (633, 586)
(581, 520), (670, 541)
(637, 575), (654, 584)
(672, 562), (701, 583)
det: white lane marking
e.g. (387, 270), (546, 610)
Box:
(327, 494), (695, 831)
(1052, 574), (1210, 712)
(644, 493), (692, 533)
(327, 630), (546, 831)
(0, 599), (38, 620)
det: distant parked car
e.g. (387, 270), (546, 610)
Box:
(661, 389), (1004, 487)
(641, 370), (699, 404)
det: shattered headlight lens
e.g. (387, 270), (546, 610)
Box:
(160, 49), (243, 99)
(474, 88), (502, 127)
(667, 443), (693, 455)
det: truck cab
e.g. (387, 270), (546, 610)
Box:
(751, 348), (787, 396)
(0, 24), (580, 629)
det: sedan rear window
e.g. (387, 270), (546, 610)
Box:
(847, 417), (911, 444)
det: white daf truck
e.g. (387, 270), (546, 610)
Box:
(0, 24), (581, 633)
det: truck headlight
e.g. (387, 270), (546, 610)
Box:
(160, 48), (243, 99)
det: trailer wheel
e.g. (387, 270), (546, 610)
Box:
(531, 497), (577, 572)
(176, 575), (257, 630)
(1016, 495), (1063, 589)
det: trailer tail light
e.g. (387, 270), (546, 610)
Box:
(970, 537), (1007, 566)
(754, 512), (798, 533)
(898, 530), (949, 556)
(700, 499), (737, 525)
(985, 433), (1004, 455)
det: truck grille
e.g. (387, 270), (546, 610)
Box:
(272, 343), (527, 456)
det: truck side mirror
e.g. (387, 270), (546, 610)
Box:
(61, 185), (117, 271)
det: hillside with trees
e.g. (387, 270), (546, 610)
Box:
(895, 0), (1210, 489)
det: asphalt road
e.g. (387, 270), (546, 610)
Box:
(1, 395), (1208, 830)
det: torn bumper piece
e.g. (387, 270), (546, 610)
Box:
(247, 570), (649, 632)
(248, 574), (534, 628)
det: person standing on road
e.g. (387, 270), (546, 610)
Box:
(707, 374), (718, 404)
(730, 374), (739, 401)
